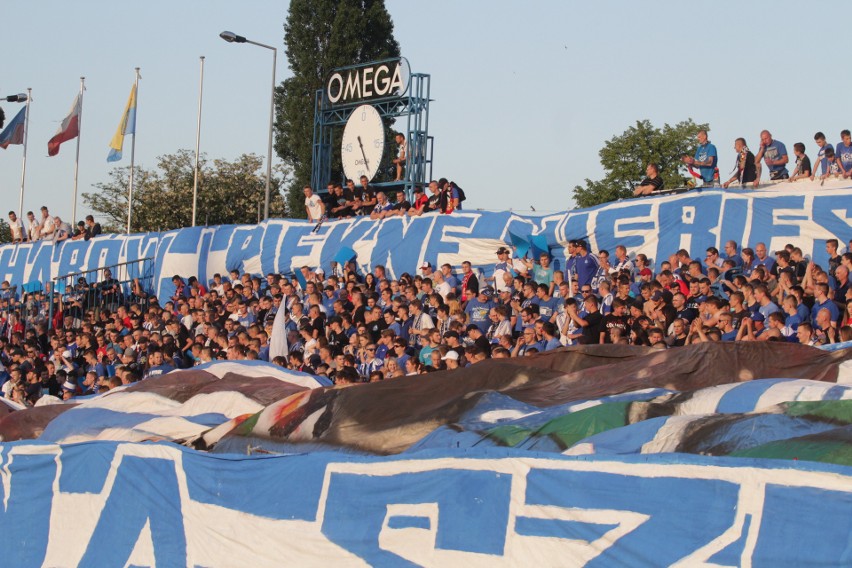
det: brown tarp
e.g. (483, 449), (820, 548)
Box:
(221, 342), (852, 455)
(0, 403), (77, 441)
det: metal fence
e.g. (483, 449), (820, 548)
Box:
(47, 257), (156, 330)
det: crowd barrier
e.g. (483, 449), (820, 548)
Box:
(0, 184), (849, 301)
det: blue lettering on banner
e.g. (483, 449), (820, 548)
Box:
(0, 451), (55, 567)
(0, 188), (849, 297)
(322, 469), (512, 565)
(0, 443), (849, 565)
(79, 456), (187, 567)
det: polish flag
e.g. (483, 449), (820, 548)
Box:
(47, 94), (81, 156)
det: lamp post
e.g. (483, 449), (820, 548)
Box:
(219, 30), (277, 221)
(4, 91), (31, 221)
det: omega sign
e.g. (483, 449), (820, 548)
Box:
(326, 58), (410, 105)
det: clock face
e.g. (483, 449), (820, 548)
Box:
(341, 104), (385, 182)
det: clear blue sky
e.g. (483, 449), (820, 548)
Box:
(2, 1), (848, 220)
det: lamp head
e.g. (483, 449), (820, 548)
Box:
(219, 31), (247, 43)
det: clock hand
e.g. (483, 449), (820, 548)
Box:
(357, 135), (369, 170)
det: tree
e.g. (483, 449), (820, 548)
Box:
(0, 218), (10, 244)
(82, 151), (290, 233)
(572, 119), (710, 209)
(275, 0), (401, 217)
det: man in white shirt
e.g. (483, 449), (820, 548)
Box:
(26, 211), (40, 241)
(7, 211), (23, 243)
(39, 206), (56, 241)
(304, 186), (325, 223)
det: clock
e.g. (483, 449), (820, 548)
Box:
(341, 104), (385, 182)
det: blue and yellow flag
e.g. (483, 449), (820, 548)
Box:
(107, 84), (137, 162)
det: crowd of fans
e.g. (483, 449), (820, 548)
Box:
(634, 129), (852, 195)
(2, 232), (852, 405)
(7, 206), (102, 243)
(305, 175), (466, 224)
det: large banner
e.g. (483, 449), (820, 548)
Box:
(1, 441), (851, 566)
(1, 185), (850, 300)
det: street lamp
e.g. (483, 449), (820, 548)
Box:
(5, 93), (28, 103)
(219, 30), (277, 221)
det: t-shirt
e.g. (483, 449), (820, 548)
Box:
(601, 314), (629, 343)
(694, 142), (718, 182)
(735, 150), (757, 184)
(9, 219), (23, 241)
(639, 176), (664, 192)
(762, 140), (788, 175)
(574, 254), (600, 288)
(465, 298), (494, 333)
(305, 194), (324, 221)
(816, 143), (834, 175)
(836, 141), (852, 173)
(581, 311), (603, 344)
(536, 296), (560, 322)
(794, 155), (812, 177)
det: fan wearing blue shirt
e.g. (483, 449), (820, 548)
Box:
(813, 132), (834, 176)
(835, 129), (852, 177)
(754, 130), (789, 182)
(573, 241), (600, 288)
(682, 129), (718, 186)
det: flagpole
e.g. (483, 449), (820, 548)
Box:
(18, 88), (31, 221)
(72, 77), (85, 226)
(127, 68), (140, 234)
(192, 56), (205, 227)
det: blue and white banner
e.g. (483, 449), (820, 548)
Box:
(1, 441), (851, 566)
(1, 184), (850, 300)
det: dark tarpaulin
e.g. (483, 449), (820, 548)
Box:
(0, 403), (77, 441)
(219, 342), (852, 455)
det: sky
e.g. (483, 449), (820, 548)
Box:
(2, 0), (851, 221)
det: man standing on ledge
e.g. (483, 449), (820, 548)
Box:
(633, 163), (664, 196)
(303, 186), (325, 224)
(754, 130), (789, 185)
(681, 129), (718, 187)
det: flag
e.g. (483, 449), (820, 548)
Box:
(0, 106), (26, 150)
(107, 84), (137, 162)
(47, 93), (82, 156)
(268, 305), (289, 361)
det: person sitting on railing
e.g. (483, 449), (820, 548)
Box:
(722, 138), (757, 188)
(7, 212), (23, 243)
(369, 191), (394, 220)
(789, 143), (812, 182)
(84, 215), (102, 240)
(71, 221), (87, 240)
(633, 163), (664, 196)
(754, 130), (789, 185)
(53, 216), (73, 242)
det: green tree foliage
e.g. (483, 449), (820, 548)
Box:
(572, 119), (710, 209)
(0, 218), (10, 244)
(275, 0), (400, 217)
(82, 150), (289, 233)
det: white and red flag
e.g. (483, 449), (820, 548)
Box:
(47, 93), (81, 156)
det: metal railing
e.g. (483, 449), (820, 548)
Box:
(47, 257), (155, 329)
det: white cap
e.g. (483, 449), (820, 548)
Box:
(441, 350), (459, 361)
(62, 350), (72, 359)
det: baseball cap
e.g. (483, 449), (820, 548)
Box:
(639, 268), (653, 277)
(62, 380), (76, 392)
(496, 246), (510, 255)
(420, 261), (432, 270)
(480, 286), (495, 297)
(751, 312), (765, 323)
(441, 350), (460, 361)
(443, 330), (459, 339)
